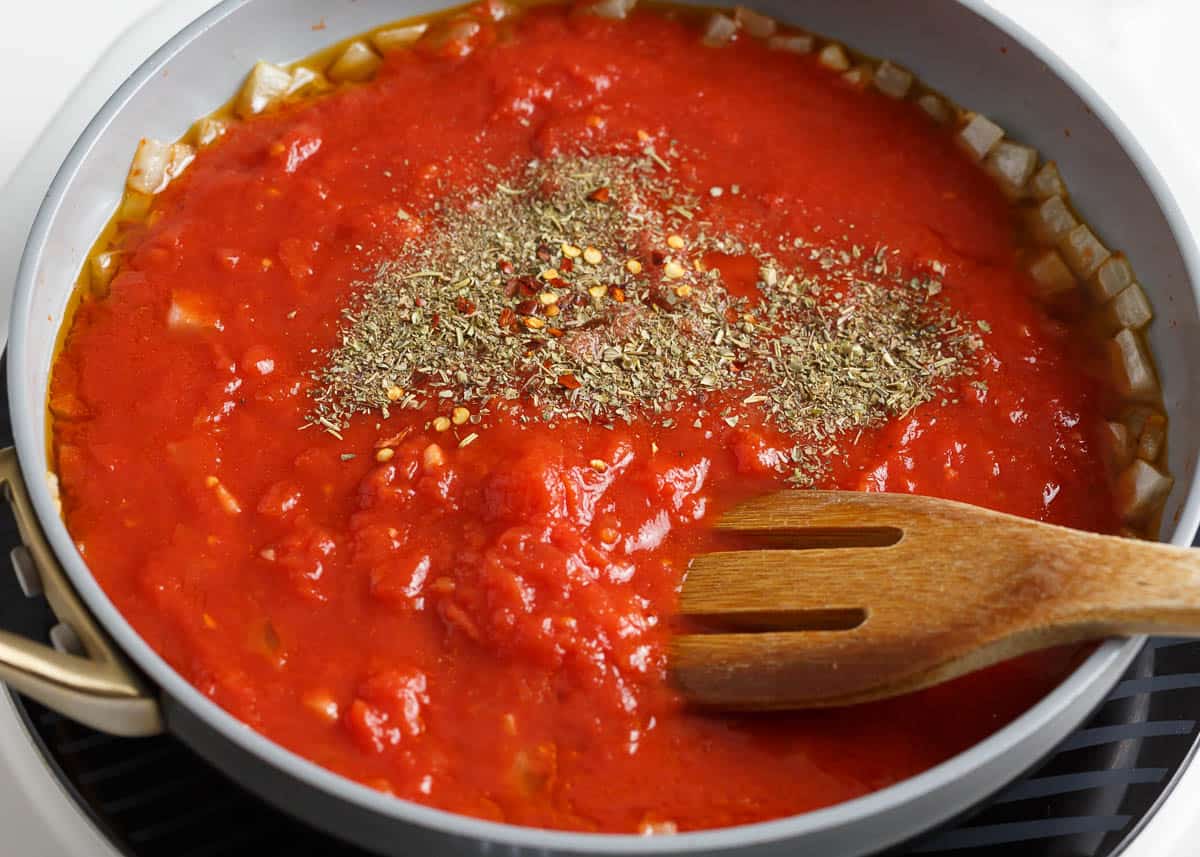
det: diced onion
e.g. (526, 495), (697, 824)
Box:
(1136, 412), (1166, 462)
(818, 43), (850, 71)
(46, 472), (62, 516)
(373, 22), (429, 52)
(126, 139), (195, 195)
(120, 192), (152, 222)
(126, 139), (169, 195)
(734, 6), (776, 38)
(1058, 224), (1111, 279)
(421, 18), (483, 54)
(1115, 459), (1173, 523)
(328, 41), (382, 83)
(872, 61), (913, 98)
(1102, 283), (1153, 332)
(1090, 254), (1133, 302)
(1107, 328), (1160, 401)
(583, 0), (637, 19)
(1027, 249), (1077, 300)
(915, 93), (951, 124)
(210, 480), (242, 515)
(983, 141), (1037, 197)
(702, 13), (739, 47)
(168, 291), (221, 331)
(1121, 405), (1156, 442)
(1026, 196), (1077, 247)
(287, 66), (326, 96)
(194, 117), (226, 148)
(842, 64), (873, 87)
(956, 113), (1004, 161)
(1029, 161), (1066, 201)
(236, 61), (293, 118)
(1103, 421), (1134, 471)
(89, 251), (120, 294)
(768, 34), (814, 54)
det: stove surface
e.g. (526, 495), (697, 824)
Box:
(2, 1), (1200, 856)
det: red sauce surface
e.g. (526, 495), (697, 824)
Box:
(50, 4), (1118, 833)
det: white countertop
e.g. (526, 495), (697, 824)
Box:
(1, 1), (1198, 855)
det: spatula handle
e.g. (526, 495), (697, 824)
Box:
(1021, 528), (1200, 637)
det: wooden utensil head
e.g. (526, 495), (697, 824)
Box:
(671, 490), (1193, 710)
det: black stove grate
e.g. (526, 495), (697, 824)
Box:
(2, 362), (1198, 856)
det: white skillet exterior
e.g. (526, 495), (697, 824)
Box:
(7, 1), (1200, 855)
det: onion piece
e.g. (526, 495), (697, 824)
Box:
(1103, 421), (1134, 471)
(956, 113), (1004, 161)
(1030, 161), (1067, 200)
(167, 290), (222, 332)
(89, 251), (120, 295)
(872, 61), (913, 98)
(126, 139), (169, 195)
(818, 43), (850, 71)
(1107, 328), (1160, 401)
(701, 13), (739, 47)
(983, 141), (1037, 197)
(236, 61), (293, 118)
(1115, 459), (1173, 523)
(1058, 224), (1111, 279)
(1026, 196), (1077, 246)
(287, 66), (326, 96)
(1136, 412), (1167, 462)
(1121, 405), (1158, 444)
(328, 41), (382, 83)
(842, 64), (873, 87)
(1027, 249), (1077, 300)
(734, 6), (776, 38)
(373, 22), (429, 52)
(120, 192), (152, 222)
(767, 33), (813, 54)
(915, 93), (951, 124)
(126, 139), (195, 195)
(1101, 283), (1154, 332)
(194, 117), (226, 148)
(1090, 254), (1133, 302)
(46, 472), (61, 517)
(582, 0), (637, 19)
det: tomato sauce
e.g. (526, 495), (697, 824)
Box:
(50, 3), (1120, 834)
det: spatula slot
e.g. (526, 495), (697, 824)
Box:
(686, 607), (868, 633)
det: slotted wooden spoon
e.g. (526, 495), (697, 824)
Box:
(671, 490), (1200, 710)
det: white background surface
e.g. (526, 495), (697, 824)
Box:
(1, 1), (1199, 855)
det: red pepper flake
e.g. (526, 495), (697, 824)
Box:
(588, 186), (611, 203)
(560, 258), (575, 273)
(558, 373), (582, 390)
(498, 259), (515, 276)
(610, 286), (626, 302)
(724, 307), (740, 324)
(414, 296), (426, 307)
(430, 312), (441, 328)
(536, 244), (553, 262)
(455, 296), (476, 315)
(515, 299), (538, 316)
(498, 307), (517, 330)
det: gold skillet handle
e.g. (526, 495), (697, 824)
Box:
(0, 447), (162, 735)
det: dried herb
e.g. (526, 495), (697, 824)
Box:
(307, 150), (981, 483)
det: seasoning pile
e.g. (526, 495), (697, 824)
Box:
(308, 148), (983, 483)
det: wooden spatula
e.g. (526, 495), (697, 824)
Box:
(671, 490), (1200, 711)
